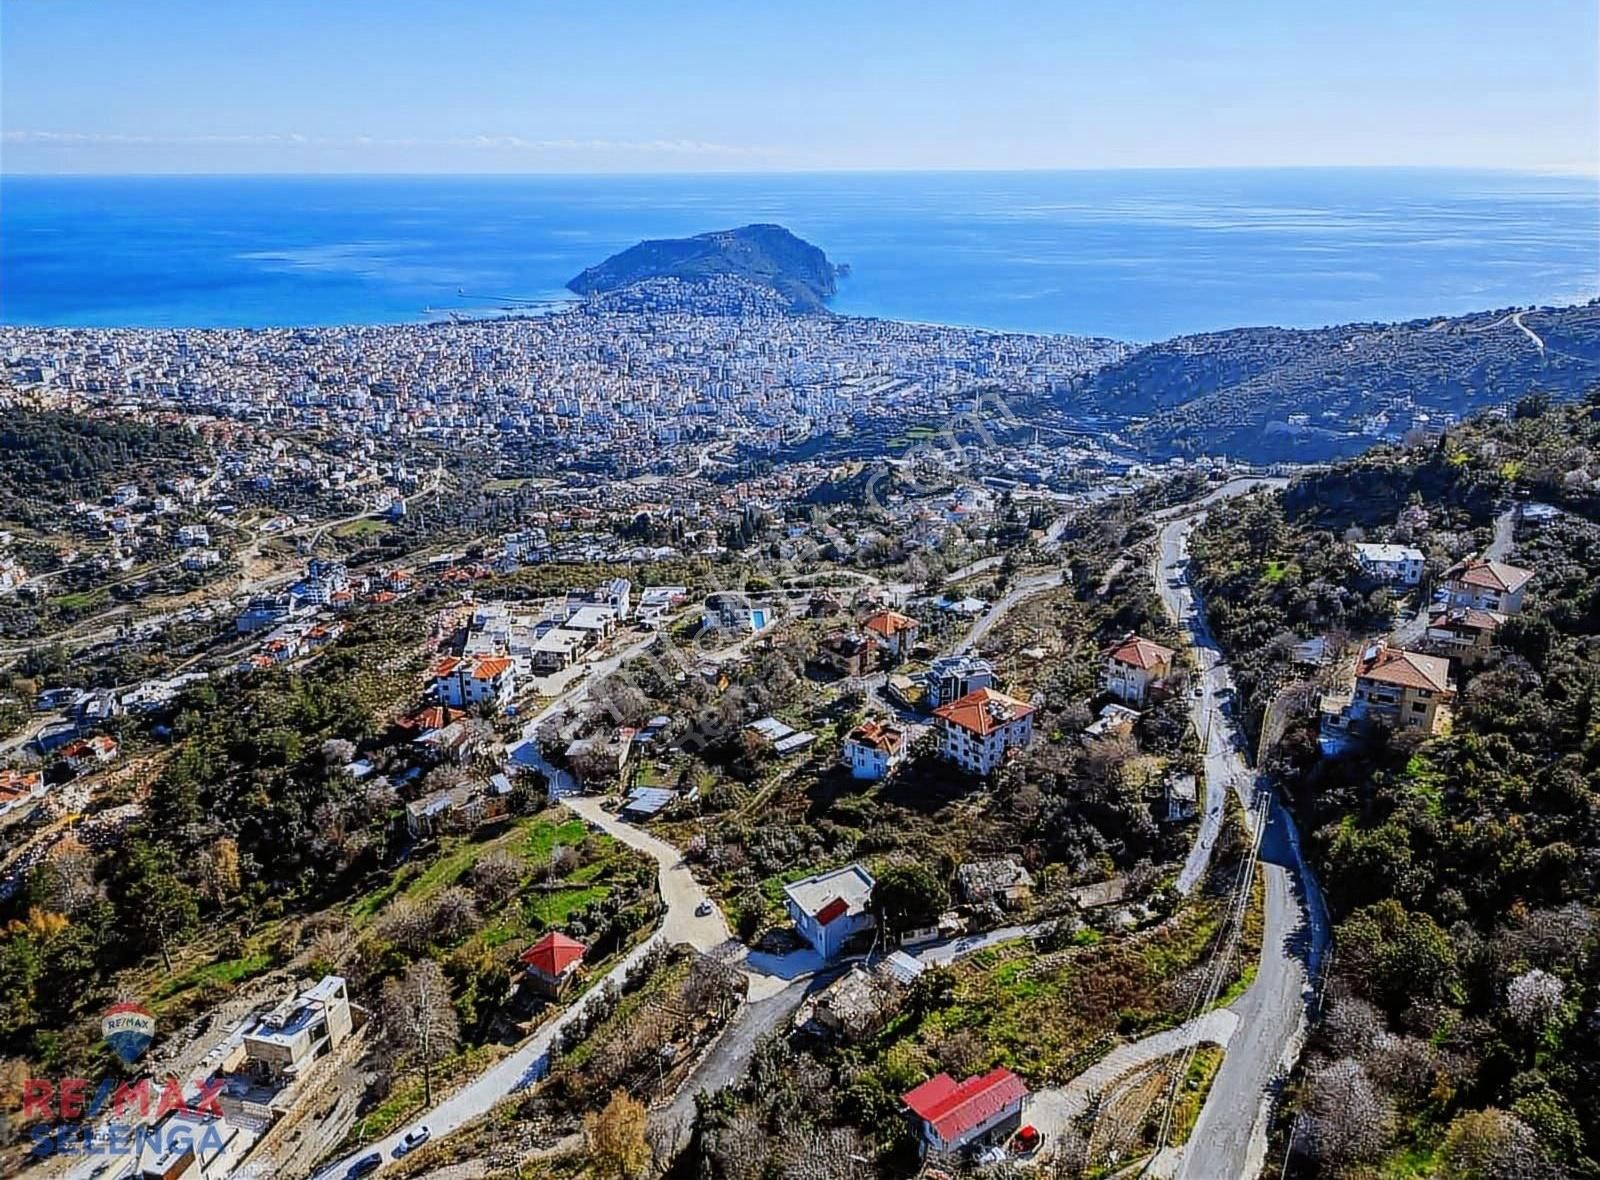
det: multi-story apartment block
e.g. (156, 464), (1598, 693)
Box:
(432, 655), (516, 712)
(935, 687), (1035, 776)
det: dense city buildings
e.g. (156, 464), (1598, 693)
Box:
(0, 284), (1126, 477)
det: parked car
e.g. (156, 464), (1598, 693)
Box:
(695, 899), (714, 917)
(348, 1152), (383, 1178)
(393, 1125), (432, 1157)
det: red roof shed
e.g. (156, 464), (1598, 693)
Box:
(520, 931), (587, 978)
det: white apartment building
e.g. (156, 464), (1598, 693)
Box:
(935, 687), (1035, 776)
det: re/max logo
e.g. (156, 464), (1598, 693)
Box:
(22, 1076), (225, 1122)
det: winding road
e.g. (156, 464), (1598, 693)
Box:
(1153, 485), (1330, 1180)
(311, 472), (1320, 1180)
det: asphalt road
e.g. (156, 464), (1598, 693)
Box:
(1153, 488), (1331, 1180)
(1156, 517), (1238, 896)
(651, 971), (831, 1146)
(313, 924), (672, 1180)
(952, 569), (1064, 655)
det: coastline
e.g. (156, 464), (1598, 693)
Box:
(3, 169), (1596, 338)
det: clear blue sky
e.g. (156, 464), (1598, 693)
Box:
(4, 0), (1596, 174)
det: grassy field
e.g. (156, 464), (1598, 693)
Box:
(347, 808), (656, 984)
(150, 950), (276, 1005)
(865, 894), (1245, 1091)
(350, 812), (596, 926)
(332, 517), (392, 539)
(49, 587), (111, 612)
(1167, 1044), (1226, 1146)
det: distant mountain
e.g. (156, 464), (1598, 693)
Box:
(568, 224), (838, 312)
(1068, 302), (1600, 462)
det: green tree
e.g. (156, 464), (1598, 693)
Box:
(114, 842), (199, 972)
(871, 861), (948, 934)
(1335, 899), (1459, 1015)
(0, 936), (41, 1043)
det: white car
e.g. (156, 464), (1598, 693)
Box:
(393, 1126), (431, 1158)
(695, 899), (714, 917)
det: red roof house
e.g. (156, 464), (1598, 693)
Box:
(902, 1067), (1029, 1155)
(861, 610), (921, 654)
(520, 932), (588, 997)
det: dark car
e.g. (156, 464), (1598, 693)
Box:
(348, 1152), (383, 1178)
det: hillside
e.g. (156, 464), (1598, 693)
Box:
(567, 223), (838, 312)
(1187, 397), (1600, 1177)
(0, 409), (205, 523)
(1068, 302), (1600, 462)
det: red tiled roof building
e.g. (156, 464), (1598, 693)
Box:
(902, 1067), (1029, 1155)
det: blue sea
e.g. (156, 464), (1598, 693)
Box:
(1, 170), (1596, 341)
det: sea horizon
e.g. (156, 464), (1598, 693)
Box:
(3, 167), (1597, 340)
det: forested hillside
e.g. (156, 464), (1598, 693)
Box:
(1069, 303), (1600, 462)
(0, 409), (205, 517)
(1189, 394), (1600, 1177)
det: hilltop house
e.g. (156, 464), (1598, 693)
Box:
(1353, 542), (1425, 586)
(901, 1067), (1029, 1158)
(568, 577), (631, 620)
(1441, 557), (1534, 614)
(807, 590), (845, 618)
(520, 931), (587, 998)
(783, 864), (877, 960)
(392, 704), (466, 738)
(237, 976), (354, 1084)
(60, 734), (118, 774)
(818, 631), (881, 678)
(1163, 773), (1199, 822)
(861, 610), (920, 656)
(0, 769), (46, 817)
(1101, 633), (1176, 706)
(432, 655), (517, 713)
(1083, 702), (1141, 741)
(1424, 606), (1504, 666)
(1320, 641), (1456, 753)
(745, 716), (816, 756)
(561, 604), (618, 643)
(293, 558), (349, 607)
(702, 592), (774, 635)
(565, 731), (635, 787)
(531, 627), (587, 672)
(934, 687), (1035, 776)
(801, 964), (903, 1043)
(636, 585), (688, 626)
(412, 718), (488, 764)
(842, 719), (908, 781)
(404, 780), (500, 838)
(182, 544), (222, 571)
(954, 858), (1034, 911)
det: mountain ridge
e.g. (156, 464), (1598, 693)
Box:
(1064, 301), (1600, 462)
